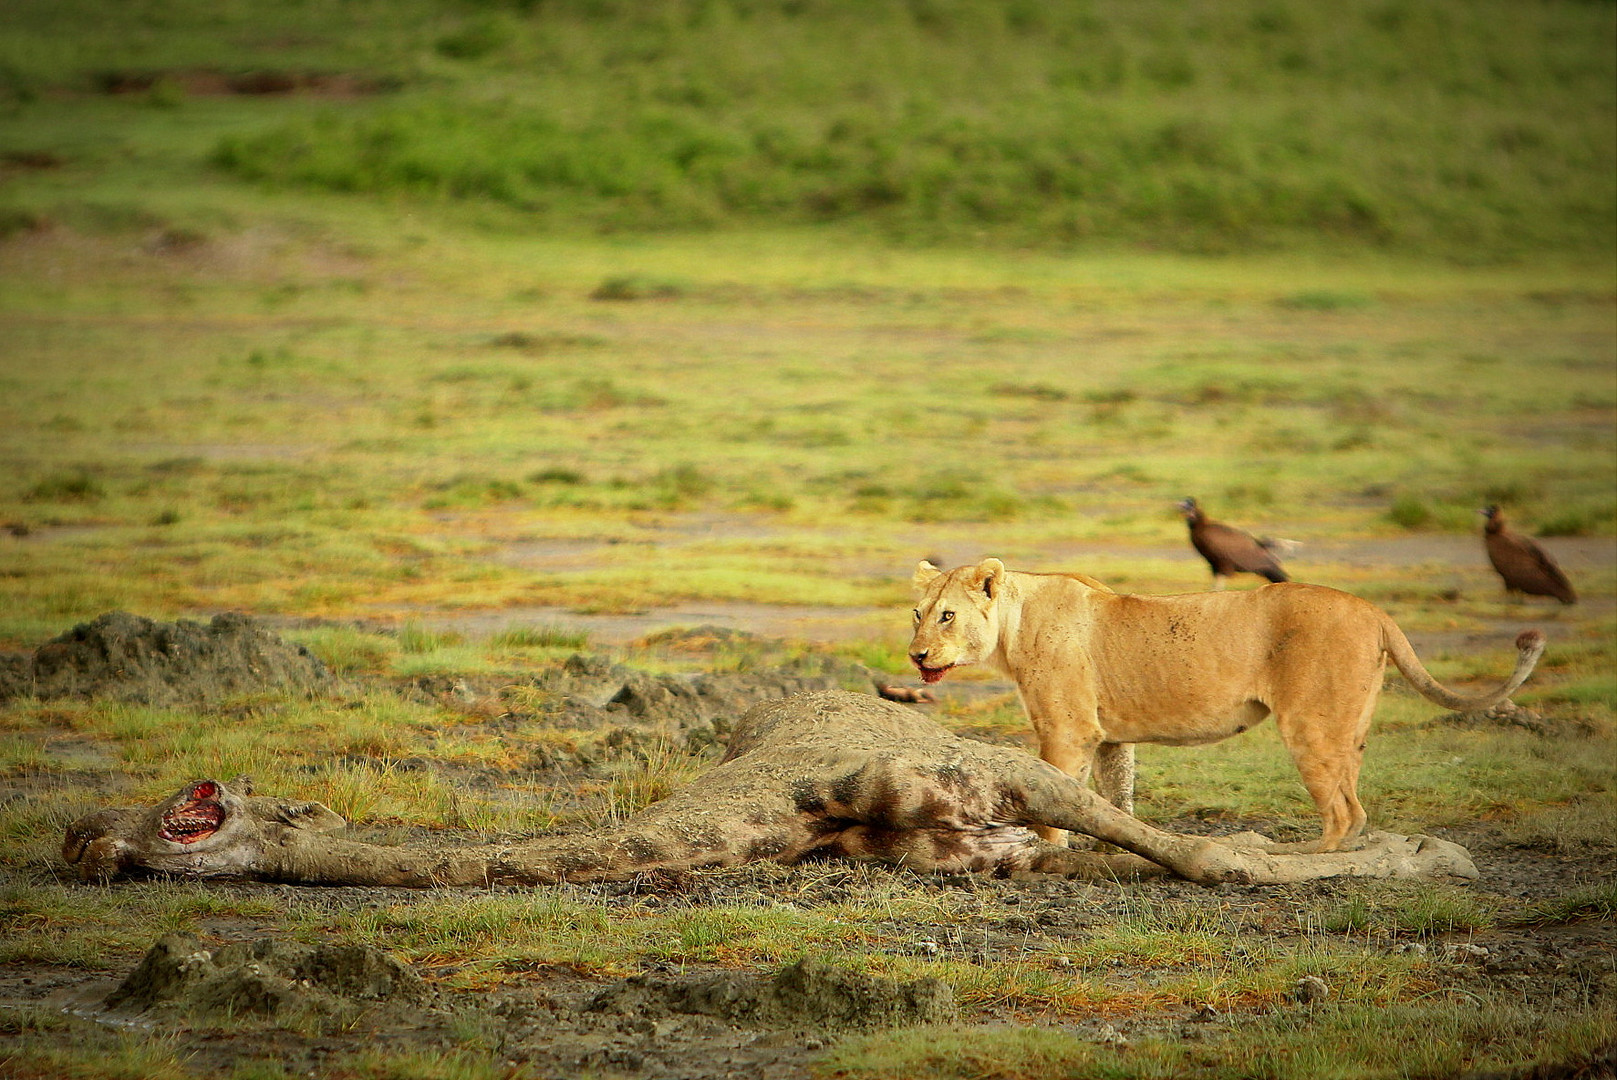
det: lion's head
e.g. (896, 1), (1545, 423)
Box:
(908, 558), (1005, 683)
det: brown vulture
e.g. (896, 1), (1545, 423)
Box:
(1178, 497), (1290, 590)
(1481, 506), (1576, 604)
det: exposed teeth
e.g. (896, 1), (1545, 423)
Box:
(159, 805), (224, 843)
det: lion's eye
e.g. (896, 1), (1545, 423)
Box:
(940, 610), (954, 623)
(912, 609), (921, 624)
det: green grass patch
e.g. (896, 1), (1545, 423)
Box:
(1137, 702), (1617, 839)
(180, 1), (1615, 260)
(0, 882), (283, 967)
(827, 999), (1617, 1079)
(1310, 882), (1497, 938)
(489, 622), (590, 651)
(290, 625), (398, 675)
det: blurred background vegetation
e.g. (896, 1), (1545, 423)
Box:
(0, 0), (1611, 638)
(1, 0), (1612, 259)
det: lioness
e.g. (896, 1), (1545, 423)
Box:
(909, 558), (1545, 853)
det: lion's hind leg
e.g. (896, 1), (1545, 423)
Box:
(1273, 704), (1374, 854)
(1093, 742), (1135, 816)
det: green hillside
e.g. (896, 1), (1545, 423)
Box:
(2, 0), (1613, 257)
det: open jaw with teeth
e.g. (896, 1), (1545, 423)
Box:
(157, 781), (226, 845)
(915, 662), (953, 684)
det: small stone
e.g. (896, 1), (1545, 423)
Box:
(1443, 942), (1489, 961)
(1294, 975), (1330, 1004)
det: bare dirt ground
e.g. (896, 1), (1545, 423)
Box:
(7, 819), (1614, 1079)
(1, 537), (1613, 1079)
(11, 848), (1614, 1080)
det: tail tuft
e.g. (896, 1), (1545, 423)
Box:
(1384, 617), (1546, 714)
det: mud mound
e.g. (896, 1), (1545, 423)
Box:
(408, 650), (874, 753)
(585, 957), (955, 1031)
(0, 652), (26, 703)
(541, 653), (873, 749)
(632, 624), (765, 653)
(105, 934), (424, 1018)
(3, 611), (335, 705)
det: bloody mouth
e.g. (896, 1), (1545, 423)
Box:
(157, 780), (225, 844)
(916, 664), (952, 684)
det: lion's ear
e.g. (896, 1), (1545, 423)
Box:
(973, 557), (1005, 600)
(912, 560), (942, 593)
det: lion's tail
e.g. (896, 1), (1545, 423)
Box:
(1380, 618), (1545, 712)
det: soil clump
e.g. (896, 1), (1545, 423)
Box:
(585, 957), (956, 1031)
(104, 933), (425, 1018)
(0, 611), (336, 706)
(406, 637), (872, 754)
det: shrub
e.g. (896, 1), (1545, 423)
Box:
(654, 464), (714, 504)
(435, 17), (512, 61)
(529, 467), (585, 485)
(1387, 493), (1433, 530)
(590, 276), (683, 301)
(1536, 508), (1598, 537)
(25, 471), (104, 502)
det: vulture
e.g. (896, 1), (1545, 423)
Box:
(1481, 506), (1576, 604)
(1178, 497), (1290, 590)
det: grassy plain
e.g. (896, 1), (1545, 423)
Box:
(0, 1), (1614, 1078)
(0, 212), (1611, 638)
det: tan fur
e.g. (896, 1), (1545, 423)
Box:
(909, 558), (1545, 852)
